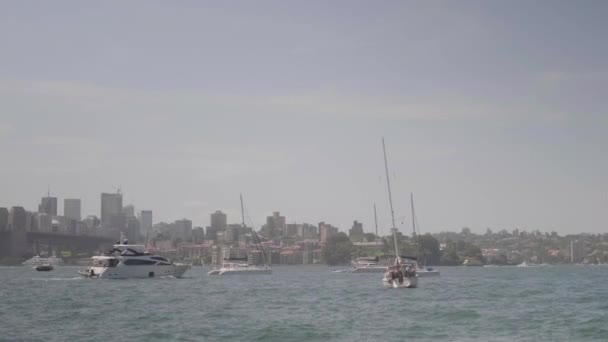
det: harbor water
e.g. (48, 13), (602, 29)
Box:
(1, 265), (607, 341)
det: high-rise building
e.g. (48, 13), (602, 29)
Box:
(266, 212), (286, 237)
(101, 192), (123, 226)
(64, 199), (81, 221)
(349, 220), (364, 241)
(38, 196), (58, 216)
(210, 210), (227, 230)
(0, 207), (8, 231)
(8, 206), (27, 231)
(319, 221), (339, 243)
(139, 210), (153, 238)
(123, 204), (135, 217)
(175, 219), (193, 242)
(208, 210), (227, 241)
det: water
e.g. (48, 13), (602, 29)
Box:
(1, 265), (607, 341)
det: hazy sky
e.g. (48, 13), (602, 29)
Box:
(1, 1), (606, 235)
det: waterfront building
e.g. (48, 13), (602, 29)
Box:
(38, 196), (57, 216)
(101, 192), (123, 226)
(266, 212), (286, 237)
(349, 220), (364, 241)
(298, 223), (318, 239)
(284, 224), (299, 238)
(319, 221), (339, 243)
(64, 199), (81, 221)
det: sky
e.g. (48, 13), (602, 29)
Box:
(0, 1), (607, 236)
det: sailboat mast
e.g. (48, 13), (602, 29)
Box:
(410, 193), (417, 238)
(382, 138), (400, 259)
(240, 193), (245, 227)
(373, 203), (379, 245)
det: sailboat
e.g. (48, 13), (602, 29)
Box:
(380, 138), (418, 289)
(410, 193), (440, 277)
(208, 194), (272, 275)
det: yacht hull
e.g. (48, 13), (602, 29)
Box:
(80, 264), (190, 279)
(382, 276), (418, 288)
(416, 269), (440, 277)
(217, 269), (272, 275)
(349, 266), (387, 273)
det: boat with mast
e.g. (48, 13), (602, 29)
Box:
(208, 194), (272, 275)
(349, 204), (388, 273)
(410, 193), (440, 277)
(380, 138), (418, 288)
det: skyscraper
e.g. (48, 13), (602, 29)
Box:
(8, 206), (27, 231)
(123, 204), (135, 217)
(64, 199), (81, 221)
(139, 210), (153, 238)
(0, 207), (8, 232)
(38, 196), (57, 216)
(101, 192), (123, 226)
(207, 210), (227, 240)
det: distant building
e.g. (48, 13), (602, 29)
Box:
(265, 212), (286, 237)
(38, 196), (58, 216)
(298, 223), (318, 239)
(64, 199), (81, 221)
(207, 210), (227, 241)
(36, 213), (53, 232)
(319, 221), (339, 243)
(139, 210), (153, 238)
(8, 206), (27, 231)
(101, 192), (123, 226)
(123, 204), (135, 217)
(284, 224), (299, 238)
(0, 207), (8, 231)
(349, 220), (364, 241)
(174, 219), (193, 242)
(570, 240), (587, 263)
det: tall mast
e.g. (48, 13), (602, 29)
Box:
(240, 193), (246, 227)
(410, 193), (417, 238)
(382, 138), (400, 259)
(373, 203), (379, 245)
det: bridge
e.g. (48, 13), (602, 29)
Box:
(0, 231), (115, 260)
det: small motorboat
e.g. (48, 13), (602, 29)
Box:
(35, 264), (54, 271)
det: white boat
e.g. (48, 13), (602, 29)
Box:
(349, 257), (387, 273)
(78, 243), (190, 279)
(379, 138), (418, 289)
(210, 262), (272, 275)
(409, 193), (440, 277)
(416, 266), (440, 277)
(23, 255), (63, 266)
(208, 194), (272, 276)
(517, 261), (533, 267)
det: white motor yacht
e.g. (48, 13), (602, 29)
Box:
(78, 244), (190, 279)
(23, 255), (63, 266)
(349, 257), (388, 273)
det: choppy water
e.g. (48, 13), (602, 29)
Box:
(1, 265), (607, 341)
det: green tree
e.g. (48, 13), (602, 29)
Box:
(323, 232), (354, 265)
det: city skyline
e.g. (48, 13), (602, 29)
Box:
(1, 1), (607, 235)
